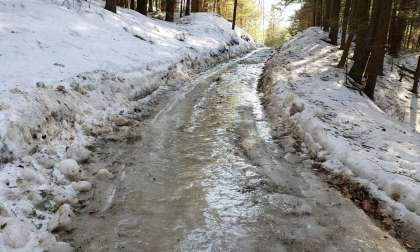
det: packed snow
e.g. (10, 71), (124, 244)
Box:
(262, 27), (420, 235)
(0, 0), (255, 250)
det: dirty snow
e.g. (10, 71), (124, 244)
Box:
(0, 0), (254, 251)
(262, 27), (420, 236)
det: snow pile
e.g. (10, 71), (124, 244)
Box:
(262, 27), (420, 234)
(0, 0), (254, 250)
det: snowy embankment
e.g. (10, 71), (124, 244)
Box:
(0, 0), (254, 251)
(262, 28), (420, 236)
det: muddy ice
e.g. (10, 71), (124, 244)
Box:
(64, 49), (405, 251)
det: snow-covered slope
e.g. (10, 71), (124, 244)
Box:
(262, 27), (420, 238)
(0, 0), (254, 251)
(0, 0), (252, 91)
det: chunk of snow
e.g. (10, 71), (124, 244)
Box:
(2, 218), (32, 249)
(39, 233), (74, 252)
(66, 145), (91, 163)
(48, 204), (75, 232)
(71, 181), (92, 193)
(96, 168), (114, 181)
(56, 159), (82, 181)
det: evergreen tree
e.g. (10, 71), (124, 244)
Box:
(105, 0), (117, 13)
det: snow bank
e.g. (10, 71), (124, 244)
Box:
(0, 0), (255, 250)
(262, 27), (420, 235)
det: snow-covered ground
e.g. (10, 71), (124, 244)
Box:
(0, 0), (254, 251)
(262, 27), (420, 237)
(376, 52), (420, 132)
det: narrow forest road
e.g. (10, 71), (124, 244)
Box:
(66, 49), (406, 252)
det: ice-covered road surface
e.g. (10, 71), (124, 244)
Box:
(66, 49), (405, 251)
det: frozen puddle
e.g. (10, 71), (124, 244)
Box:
(65, 49), (405, 251)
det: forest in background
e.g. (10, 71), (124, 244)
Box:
(102, 0), (295, 46)
(285, 0), (420, 99)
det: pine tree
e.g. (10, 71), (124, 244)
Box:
(192, 0), (200, 12)
(148, 0), (153, 12)
(232, 0), (238, 30)
(105, 0), (117, 13)
(389, 0), (410, 57)
(349, 0), (372, 83)
(185, 0), (191, 15)
(340, 0), (352, 49)
(338, 0), (358, 68)
(137, 0), (147, 14)
(412, 56), (420, 94)
(364, 0), (393, 99)
(328, 0), (340, 45)
(323, 0), (331, 31)
(165, 0), (176, 21)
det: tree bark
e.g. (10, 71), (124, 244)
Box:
(323, 0), (331, 31)
(389, 0), (409, 57)
(340, 0), (352, 49)
(406, 19), (415, 48)
(161, 0), (166, 11)
(192, 0), (200, 12)
(232, 0), (238, 30)
(364, 0), (393, 100)
(105, 0), (117, 13)
(349, 0), (372, 83)
(328, 0), (341, 45)
(316, 0), (322, 25)
(148, 0), (153, 12)
(338, 0), (358, 68)
(338, 33), (354, 68)
(165, 0), (176, 21)
(137, 0), (147, 14)
(185, 0), (191, 15)
(413, 56), (420, 94)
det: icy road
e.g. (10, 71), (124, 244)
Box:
(66, 49), (405, 252)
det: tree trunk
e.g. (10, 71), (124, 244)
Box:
(130, 0), (135, 9)
(364, 0), (393, 100)
(340, 0), (352, 49)
(349, 0), (371, 83)
(180, 0), (183, 17)
(161, 0), (166, 11)
(338, 0), (358, 67)
(413, 56), (420, 94)
(148, 0), (153, 12)
(366, 0), (390, 75)
(338, 33), (354, 68)
(185, 0), (191, 15)
(232, 0), (238, 30)
(105, 0), (117, 13)
(191, 0), (200, 12)
(328, 0), (341, 45)
(165, 0), (176, 21)
(320, 0), (324, 27)
(389, 0), (409, 57)
(137, 0), (147, 14)
(406, 21), (413, 48)
(316, 0), (322, 25)
(323, 0), (331, 31)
